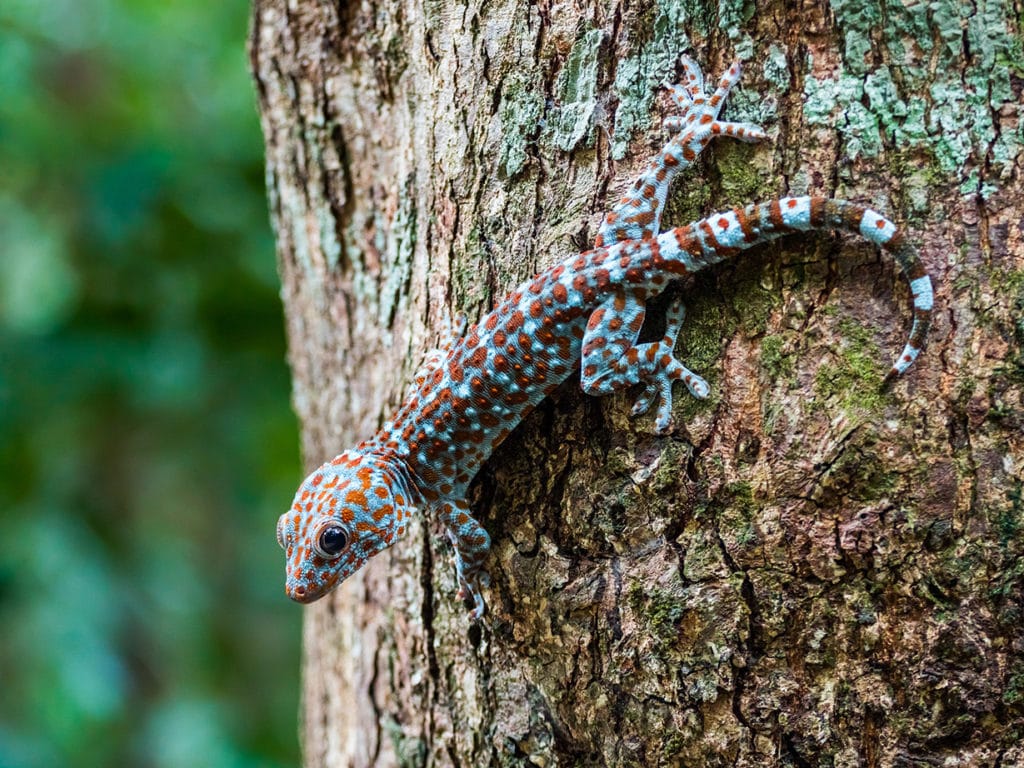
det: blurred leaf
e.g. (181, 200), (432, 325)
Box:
(0, 197), (79, 333)
(0, 1), (301, 766)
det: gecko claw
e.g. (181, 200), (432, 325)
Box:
(457, 574), (488, 620)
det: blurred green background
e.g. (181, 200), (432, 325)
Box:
(0, 1), (302, 766)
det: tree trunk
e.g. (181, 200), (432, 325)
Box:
(250, 1), (1024, 765)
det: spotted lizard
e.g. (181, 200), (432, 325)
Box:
(276, 56), (933, 619)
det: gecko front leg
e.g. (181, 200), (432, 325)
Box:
(434, 497), (491, 619)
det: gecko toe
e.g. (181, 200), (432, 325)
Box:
(684, 372), (710, 399)
(631, 383), (658, 415)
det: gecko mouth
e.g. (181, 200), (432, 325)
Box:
(286, 571), (340, 603)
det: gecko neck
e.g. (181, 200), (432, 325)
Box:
(351, 439), (424, 506)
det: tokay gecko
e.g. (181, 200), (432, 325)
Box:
(277, 56), (933, 619)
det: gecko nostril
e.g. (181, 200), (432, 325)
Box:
(294, 585), (306, 597)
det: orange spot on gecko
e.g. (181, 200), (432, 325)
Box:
(346, 490), (368, 507)
(467, 347), (487, 368)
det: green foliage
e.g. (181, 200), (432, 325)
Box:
(0, 1), (300, 766)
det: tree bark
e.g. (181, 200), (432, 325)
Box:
(250, 1), (1024, 765)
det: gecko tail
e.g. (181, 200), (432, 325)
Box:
(666, 196), (933, 382)
(820, 198), (933, 384)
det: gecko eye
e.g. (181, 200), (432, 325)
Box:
(314, 525), (350, 558)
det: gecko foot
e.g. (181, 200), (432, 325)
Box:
(440, 498), (491, 619)
(630, 355), (710, 432)
(629, 299), (709, 432)
(661, 57), (767, 144)
(456, 570), (490, 620)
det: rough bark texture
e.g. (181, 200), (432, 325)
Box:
(250, 1), (1024, 765)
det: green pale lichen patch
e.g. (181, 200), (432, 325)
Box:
(802, 71), (883, 159)
(812, 315), (887, 416)
(717, 70), (778, 135)
(627, 582), (685, 644)
(803, 0), (1023, 192)
(762, 43), (790, 91)
(760, 334), (794, 380)
(498, 70), (544, 177)
(610, 0), (692, 160)
(716, 0), (755, 43)
(545, 28), (603, 153)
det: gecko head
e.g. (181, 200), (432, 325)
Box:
(276, 449), (413, 604)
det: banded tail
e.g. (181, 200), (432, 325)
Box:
(657, 195), (933, 382)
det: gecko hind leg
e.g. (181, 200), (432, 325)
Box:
(581, 292), (709, 434)
(595, 57), (767, 250)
